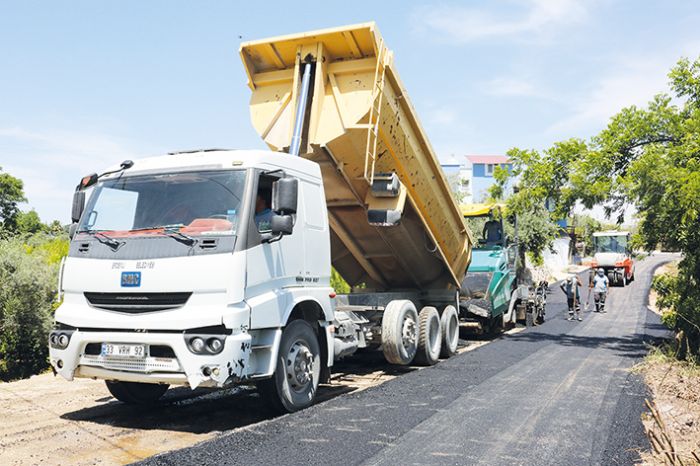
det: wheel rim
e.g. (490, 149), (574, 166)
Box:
(401, 315), (417, 355)
(285, 340), (314, 392)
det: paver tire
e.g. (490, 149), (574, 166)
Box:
(414, 306), (442, 366)
(381, 300), (419, 365)
(439, 305), (459, 358)
(526, 311), (535, 327)
(106, 381), (169, 404)
(257, 319), (321, 413)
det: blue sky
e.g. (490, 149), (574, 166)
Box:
(1, 0), (698, 223)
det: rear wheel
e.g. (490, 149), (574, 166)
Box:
(414, 307), (442, 366)
(439, 305), (459, 358)
(381, 300), (418, 365)
(257, 320), (321, 413)
(106, 381), (169, 404)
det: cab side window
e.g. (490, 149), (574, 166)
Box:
(255, 175), (275, 233)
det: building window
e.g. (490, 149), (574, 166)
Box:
(485, 164), (494, 176)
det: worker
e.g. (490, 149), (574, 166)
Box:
(255, 191), (273, 231)
(592, 268), (609, 312)
(560, 275), (583, 321)
(482, 213), (503, 245)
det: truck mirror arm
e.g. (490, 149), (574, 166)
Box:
(261, 232), (283, 244)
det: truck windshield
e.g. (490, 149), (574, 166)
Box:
(78, 170), (246, 237)
(460, 272), (493, 299)
(594, 235), (628, 254)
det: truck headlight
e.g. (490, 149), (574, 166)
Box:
(190, 337), (205, 353)
(186, 335), (225, 355)
(49, 330), (73, 349)
(207, 338), (223, 354)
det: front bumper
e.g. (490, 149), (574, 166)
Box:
(49, 330), (252, 389)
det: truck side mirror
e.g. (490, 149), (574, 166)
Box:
(262, 213), (294, 244)
(71, 191), (85, 224)
(271, 214), (294, 236)
(272, 178), (298, 214)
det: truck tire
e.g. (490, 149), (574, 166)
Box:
(257, 320), (321, 413)
(439, 305), (459, 358)
(414, 306), (442, 366)
(105, 381), (169, 404)
(381, 300), (418, 365)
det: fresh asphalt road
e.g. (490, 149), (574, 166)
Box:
(140, 254), (674, 466)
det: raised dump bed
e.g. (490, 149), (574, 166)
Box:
(240, 22), (471, 291)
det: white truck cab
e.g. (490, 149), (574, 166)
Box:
(50, 150), (335, 411)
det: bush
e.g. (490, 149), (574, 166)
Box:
(0, 237), (64, 380)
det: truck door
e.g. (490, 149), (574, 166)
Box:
(300, 180), (330, 286)
(245, 172), (305, 329)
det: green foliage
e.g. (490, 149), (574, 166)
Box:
(330, 267), (351, 294)
(652, 273), (679, 328)
(572, 214), (602, 256)
(0, 167), (69, 380)
(0, 167), (27, 233)
(486, 165), (509, 201)
(505, 55), (700, 358)
(16, 209), (44, 235)
(0, 237), (62, 381)
(515, 205), (559, 263)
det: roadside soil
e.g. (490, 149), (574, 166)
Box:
(637, 259), (700, 465)
(0, 327), (521, 466)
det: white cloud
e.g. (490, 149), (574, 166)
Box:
(545, 58), (672, 137)
(0, 127), (141, 223)
(427, 106), (458, 125)
(482, 76), (541, 97)
(413, 0), (589, 43)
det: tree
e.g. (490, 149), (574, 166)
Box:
(0, 238), (58, 380)
(486, 165), (509, 201)
(15, 209), (44, 235)
(0, 167), (26, 233)
(505, 56), (700, 359)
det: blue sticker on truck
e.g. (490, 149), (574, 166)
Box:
(121, 271), (141, 287)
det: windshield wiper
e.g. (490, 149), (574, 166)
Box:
(81, 230), (125, 251)
(125, 224), (197, 246)
(162, 227), (197, 246)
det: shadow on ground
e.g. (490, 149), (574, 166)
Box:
(59, 350), (420, 434)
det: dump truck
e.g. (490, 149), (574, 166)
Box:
(458, 203), (543, 331)
(49, 23), (472, 412)
(591, 230), (635, 286)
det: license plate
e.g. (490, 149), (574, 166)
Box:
(101, 343), (146, 358)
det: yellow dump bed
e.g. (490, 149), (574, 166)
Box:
(240, 22), (472, 290)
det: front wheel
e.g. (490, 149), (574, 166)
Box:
(106, 381), (169, 404)
(257, 320), (321, 413)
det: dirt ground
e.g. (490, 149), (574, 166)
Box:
(637, 260), (700, 465)
(0, 328), (519, 466)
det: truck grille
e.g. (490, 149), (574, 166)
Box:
(84, 292), (192, 313)
(80, 354), (181, 373)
